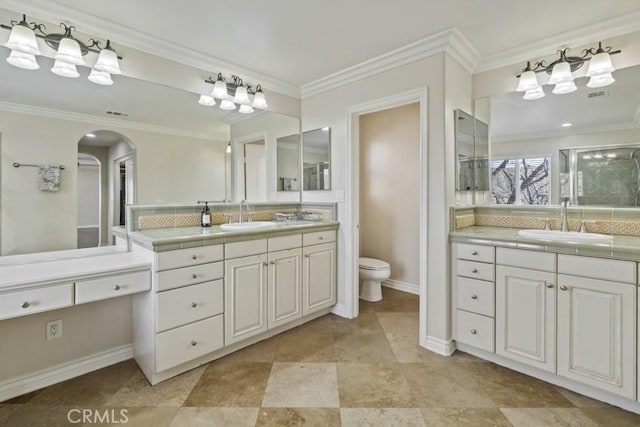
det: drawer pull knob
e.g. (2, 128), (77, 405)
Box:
(546, 283), (554, 289)
(113, 285), (121, 291)
(560, 285), (568, 291)
(191, 302), (197, 308)
(471, 268), (478, 273)
(192, 274), (198, 279)
(263, 262), (269, 267)
(304, 254), (310, 258)
(270, 260), (276, 265)
(471, 294), (478, 300)
(471, 250), (478, 255)
(470, 329), (477, 335)
(21, 301), (30, 309)
(192, 255), (197, 260)
(191, 340), (197, 347)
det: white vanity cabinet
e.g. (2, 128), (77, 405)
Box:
(557, 255), (637, 400)
(302, 231), (337, 315)
(269, 247), (303, 329)
(495, 249), (557, 373)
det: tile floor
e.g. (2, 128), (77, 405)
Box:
(2, 288), (640, 426)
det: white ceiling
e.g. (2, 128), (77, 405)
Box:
(9, 0), (640, 86)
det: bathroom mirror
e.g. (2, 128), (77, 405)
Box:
(455, 109), (489, 204)
(302, 127), (331, 191)
(276, 133), (301, 192)
(482, 63), (640, 207)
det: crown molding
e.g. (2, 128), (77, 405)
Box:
(301, 28), (480, 98)
(475, 10), (640, 73)
(491, 121), (640, 144)
(0, 0), (300, 98)
(0, 101), (228, 141)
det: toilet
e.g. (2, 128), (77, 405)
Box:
(359, 257), (391, 302)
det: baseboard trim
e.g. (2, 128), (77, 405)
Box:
(0, 344), (134, 403)
(331, 303), (353, 319)
(383, 279), (419, 295)
(424, 336), (456, 356)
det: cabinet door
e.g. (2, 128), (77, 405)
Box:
(225, 254), (268, 345)
(302, 243), (336, 315)
(557, 274), (636, 399)
(496, 266), (556, 372)
(269, 248), (303, 329)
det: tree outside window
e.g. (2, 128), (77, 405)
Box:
(491, 157), (550, 205)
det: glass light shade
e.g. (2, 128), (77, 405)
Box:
(55, 37), (85, 66)
(516, 70), (540, 92)
(87, 68), (113, 85)
(252, 91), (268, 109)
(212, 80), (228, 98)
(552, 80), (577, 95)
(586, 51), (614, 77)
(522, 86), (545, 100)
(6, 50), (39, 70)
(198, 94), (216, 106)
(238, 104), (254, 114)
(219, 99), (236, 110)
(5, 24), (41, 55)
(93, 48), (121, 74)
(51, 59), (80, 78)
(587, 72), (615, 88)
(548, 61), (573, 85)
(233, 85), (250, 104)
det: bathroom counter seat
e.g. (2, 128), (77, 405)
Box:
(450, 225), (640, 261)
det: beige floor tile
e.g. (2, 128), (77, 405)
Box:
(275, 330), (335, 362)
(468, 363), (574, 408)
(26, 360), (139, 407)
(337, 363), (416, 408)
(2, 390), (40, 404)
(169, 407), (259, 427)
(0, 405), (19, 421)
(580, 407), (640, 427)
(401, 362), (495, 408)
(221, 337), (279, 363)
(366, 288), (420, 313)
(377, 312), (450, 363)
(96, 407), (179, 427)
(420, 408), (512, 426)
(105, 366), (205, 407)
(334, 313), (386, 337)
(340, 408), (425, 427)
(262, 362), (339, 408)
(555, 388), (608, 408)
(501, 408), (598, 427)
(184, 361), (272, 407)
(256, 407), (341, 426)
(289, 314), (338, 335)
(1, 405), (81, 427)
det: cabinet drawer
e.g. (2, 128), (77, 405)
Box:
(497, 248), (556, 272)
(455, 310), (494, 353)
(156, 314), (224, 372)
(268, 234), (302, 252)
(225, 239), (267, 259)
(455, 243), (495, 263)
(76, 270), (150, 304)
(456, 277), (495, 317)
(156, 262), (223, 292)
(558, 255), (636, 284)
(456, 260), (494, 282)
(156, 280), (224, 332)
(156, 245), (223, 271)
(303, 230), (336, 246)
(0, 283), (74, 320)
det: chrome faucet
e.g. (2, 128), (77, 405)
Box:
(560, 201), (569, 232)
(238, 200), (250, 223)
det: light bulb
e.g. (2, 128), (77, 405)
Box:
(212, 79), (228, 98)
(5, 22), (41, 55)
(55, 37), (85, 66)
(220, 99), (236, 110)
(587, 72), (615, 88)
(233, 85), (250, 104)
(6, 50), (39, 70)
(93, 48), (121, 74)
(51, 59), (80, 78)
(198, 95), (216, 106)
(252, 90), (268, 109)
(88, 68), (113, 85)
(522, 86), (545, 100)
(552, 80), (577, 95)
(239, 104), (254, 114)
(516, 70), (540, 92)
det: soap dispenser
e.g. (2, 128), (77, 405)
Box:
(201, 202), (212, 227)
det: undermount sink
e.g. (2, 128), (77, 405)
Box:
(220, 221), (275, 231)
(518, 229), (613, 242)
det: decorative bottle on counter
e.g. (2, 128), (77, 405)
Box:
(201, 202), (212, 227)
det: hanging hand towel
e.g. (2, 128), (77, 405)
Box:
(38, 165), (61, 192)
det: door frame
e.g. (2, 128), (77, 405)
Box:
(231, 131), (268, 201)
(112, 152), (136, 229)
(346, 87), (429, 345)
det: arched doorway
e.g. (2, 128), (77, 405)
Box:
(76, 153), (101, 248)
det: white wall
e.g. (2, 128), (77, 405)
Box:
(0, 110), (228, 255)
(359, 102), (420, 287)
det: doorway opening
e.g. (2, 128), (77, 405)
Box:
(76, 153), (101, 248)
(232, 132), (267, 202)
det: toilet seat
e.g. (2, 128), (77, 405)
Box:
(359, 257), (390, 271)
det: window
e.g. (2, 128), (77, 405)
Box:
(491, 157), (550, 205)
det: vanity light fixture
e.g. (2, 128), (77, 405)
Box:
(516, 42), (620, 100)
(1, 14), (123, 85)
(198, 73), (269, 114)
(226, 142), (232, 154)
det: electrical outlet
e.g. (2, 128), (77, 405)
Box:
(46, 319), (62, 341)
